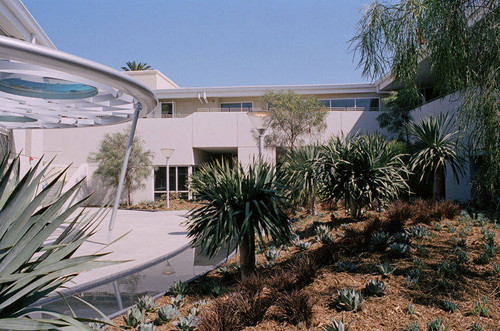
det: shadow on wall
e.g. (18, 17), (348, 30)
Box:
(81, 175), (115, 207)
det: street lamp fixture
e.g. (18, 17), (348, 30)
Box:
(161, 148), (175, 208)
(247, 111), (273, 160)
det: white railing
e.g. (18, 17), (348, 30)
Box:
(328, 106), (379, 112)
(197, 107), (259, 113)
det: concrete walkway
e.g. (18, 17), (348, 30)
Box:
(67, 208), (191, 288)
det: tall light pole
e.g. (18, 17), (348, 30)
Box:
(247, 111), (273, 161)
(161, 148), (175, 208)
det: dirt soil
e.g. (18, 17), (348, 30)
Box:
(113, 204), (500, 330)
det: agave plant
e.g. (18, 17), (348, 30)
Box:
(319, 134), (409, 218)
(137, 322), (155, 331)
(316, 224), (335, 244)
(174, 313), (198, 330)
(390, 243), (411, 256)
(171, 294), (185, 309)
(137, 295), (158, 312)
(323, 314), (354, 331)
(280, 146), (323, 215)
(187, 160), (291, 277)
(364, 279), (386, 296)
(155, 304), (179, 324)
(408, 113), (463, 200)
(334, 288), (364, 311)
(377, 261), (396, 277)
(170, 280), (190, 295)
(0, 155), (116, 329)
(371, 231), (390, 251)
(123, 307), (145, 328)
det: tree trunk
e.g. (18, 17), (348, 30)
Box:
(239, 231), (256, 278)
(310, 191), (317, 216)
(125, 172), (131, 206)
(432, 166), (445, 200)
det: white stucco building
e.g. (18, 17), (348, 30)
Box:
(0, 0), (472, 205)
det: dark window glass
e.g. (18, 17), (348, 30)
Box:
(178, 167), (188, 191)
(161, 103), (173, 117)
(331, 99), (355, 108)
(221, 102), (252, 112)
(241, 102), (253, 111)
(356, 98), (379, 111)
(154, 166), (166, 191)
(320, 100), (331, 107)
(169, 166), (176, 191)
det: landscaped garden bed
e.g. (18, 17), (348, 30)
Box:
(113, 200), (499, 330)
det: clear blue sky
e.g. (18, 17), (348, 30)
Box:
(23, 0), (373, 87)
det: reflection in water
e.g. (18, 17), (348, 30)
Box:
(34, 244), (234, 319)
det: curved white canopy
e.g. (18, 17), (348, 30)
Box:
(0, 36), (157, 129)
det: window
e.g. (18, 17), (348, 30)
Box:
(220, 102), (252, 112)
(161, 102), (174, 118)
(154, 166), (190, 200)
(322, 98), (380, 111)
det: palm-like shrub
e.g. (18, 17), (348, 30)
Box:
(408, 113), (463, 200)
(280, 146), (322, 215)
(0, 155), (114, 329)
(187, 160), (291, 277)
(319, 134), (409, 217)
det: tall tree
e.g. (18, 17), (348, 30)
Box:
(408, 113), (463, 200)
(262, 91), (328, 150)
(88, 127), (153, 205)
(350, 0), (500, 207)
(187, 160), (291, 277)
(121, 61), (152, 71)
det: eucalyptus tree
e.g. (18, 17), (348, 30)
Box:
(280, 146), (322, 215)
(0, 155), (115, 329)
(319, 134), (409, 218)
(187, 160), (291, 277)
(351, 0), (500, 207)
(121, 61), (152, 71)
(88, 127), (153, 206)
(262, 91), (328, 150)
(408, 113), (463, 200)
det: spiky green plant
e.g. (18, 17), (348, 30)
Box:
(171, 295), (185, 309)
(280, 146), (323, 215)
(441, 300), (457, 313)
(137, 295), (157, 312)
(187, 160), (291, 277)
(323, 314), (354, 331)
(174, 313), (198, 330)
(390, 243), (410, 256)
(404, 322), (421, 331)
(0, 155), (116, 329)
(123, 307), (145, 328)
(121, 61), (152, 71)
(155, 305), (179, 325)
(371, 231), (390, 251)
(337, 261), (356, 272)
(377, 261), (396, 277)
(319, 134), (409, 218)
(364, 279), (386, 296)
(170, 280), (190, 296)
(408, 113), (463, 200)
(316, 224), (335, 244)
(427, 318), (447, 331)
(334, 288), (364, 311)
(470, 297), (490, 317)
(137, 322), (155, 331)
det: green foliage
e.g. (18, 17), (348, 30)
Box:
(262, 90), (328, 149)
(474, 253), (491, 265)
(405, 302), (415, 315)
(407, 225), (429, 239)
(377, 261), (396, 277)
(437, 260), (457, 278)
(121, 61), (152, 71)
(404, 322), (421, 331)
(427, 318), (446, 331)
(137, 322), (155, 331)
(319, 134), (409, 217)
(187, 160), (291, 276)
(390, 243), (410, 256)
(371, 231), (390, 251)
(351, 0), (500, 208)
(280, 146), (322, 214)
(441, 300), (457, 313)
(471, 297), (490, 317)
(137, 295), (158, 312)
(364, 279), (386, 296)
(315, 224), (334, 244)
(170, 281), (190, 296)
(334, 288), (364, 311)
(88, 127), (153, 205)
(378, 89), (421, 142)
(174, 314), (198, 330)
(171, 295), (185, 309)
(0, 155), (116, 328)
(391, 231), (411, 244)
(408, 114), (463, 200)
(156, 305), (179, 325)
(323, 315), (354, 331)
(494, 263), (500, 274)
(469, 323), (483, 331)
(264, 246), (281, 267)
(123, 307), (145, 328)
(337, 261), (356, 272)
(433, 222), (442, 231)
(292, 236), (312, 250)
(405, 275), (419, 289)
(453, 247), (469, 265)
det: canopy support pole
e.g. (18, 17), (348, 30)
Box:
(107, 104), (141, 243)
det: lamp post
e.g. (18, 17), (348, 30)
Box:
(161, 148), (175, 208)
(247, 111), (273, 161)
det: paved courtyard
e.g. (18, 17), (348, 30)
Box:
(66, 208), (191, 288)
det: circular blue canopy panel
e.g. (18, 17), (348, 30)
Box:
(0, 75), (98, 99)
(0, 36), (157, 129)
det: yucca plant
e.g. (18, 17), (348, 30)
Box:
(408, 113), (463, 200)
(187, 160), (292, 277)
(0, 155), (116, 329)
(334, 288), (364, 311)
(319, 134), (409, 218)
(323, 314), (354, 331)
(280, 146), (322, 215)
